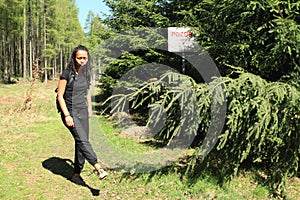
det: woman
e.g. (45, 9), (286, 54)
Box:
(57, 45), (107, 180)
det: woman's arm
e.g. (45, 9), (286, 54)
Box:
(57, 79), (74, 127)
(86, 89), (92, 118)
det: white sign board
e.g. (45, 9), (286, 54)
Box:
(168, 27), (196, 52)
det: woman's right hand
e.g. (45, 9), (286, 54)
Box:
(65, 115), (74, 127)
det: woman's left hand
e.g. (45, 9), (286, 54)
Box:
(65, 115), (74, 127)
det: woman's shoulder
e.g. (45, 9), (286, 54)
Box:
(60, 69), (72, 80)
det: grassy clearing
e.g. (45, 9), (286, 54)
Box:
(0, 81), (299, 199)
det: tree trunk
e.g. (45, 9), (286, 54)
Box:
(1, 31), (5, 82)
(7, 38), (12, 83)
(35, 0), (39, 59)
(28, 0), (33, 80)
(13, 38), (18, 77)
(23, 4), (27, 82)
(43, 0), (47, 84)
(60, 45), (63, 73)
(19, 37), (22, 78)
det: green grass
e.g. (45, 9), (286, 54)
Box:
(0, 81), (299, 199)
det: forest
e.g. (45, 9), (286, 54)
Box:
(0, 0), (299, 198)
(0, 0), (85, 83)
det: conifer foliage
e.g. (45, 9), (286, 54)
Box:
(107, 68), (300, 196)
(96, 0), (300, 196)
(0, 0), (85, 83)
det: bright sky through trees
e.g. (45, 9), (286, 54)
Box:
(76, 0), (110, 30)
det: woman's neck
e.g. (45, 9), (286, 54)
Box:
(75, 66), (80, 74)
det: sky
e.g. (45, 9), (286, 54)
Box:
(75, 0), (110, 30)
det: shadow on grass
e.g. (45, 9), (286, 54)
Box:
(116, 154), (227, 193)
(42, 157), (100, 196)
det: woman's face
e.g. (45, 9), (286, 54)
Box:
(75, 50), (88, 68)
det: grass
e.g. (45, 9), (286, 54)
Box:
(0, 80), (299, 199)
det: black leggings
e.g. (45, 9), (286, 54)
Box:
(62, 108), (98, 174)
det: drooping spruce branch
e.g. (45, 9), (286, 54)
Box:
(105, 70), (300, 196)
